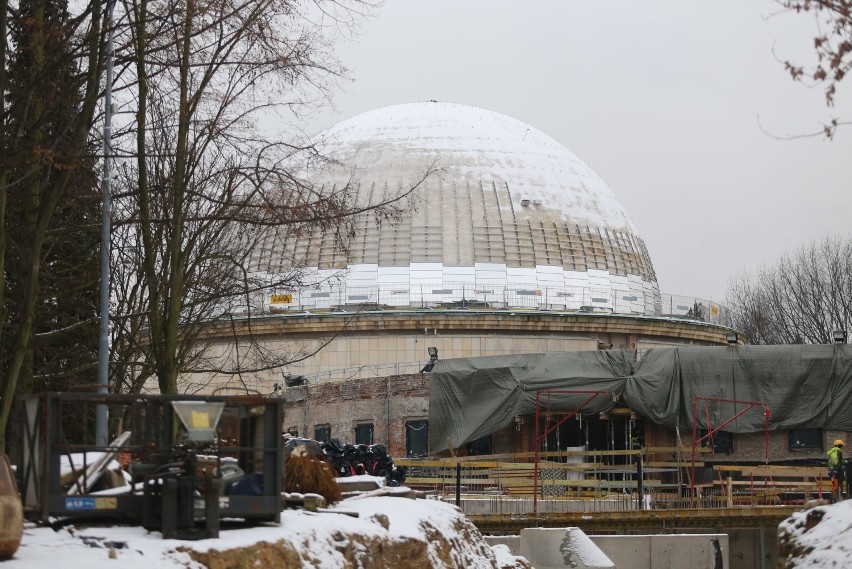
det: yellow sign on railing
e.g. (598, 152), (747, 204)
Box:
(270, 294), (293, 304)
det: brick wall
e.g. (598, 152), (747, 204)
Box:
(644, 422), (849, 464)
(283, 374), (429, 458)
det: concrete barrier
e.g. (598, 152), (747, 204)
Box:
(592, 534), (727, 569)
(487, 532), (729, 569)
(519, 527), (614, 569)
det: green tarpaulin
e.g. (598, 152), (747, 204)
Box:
(428, 345), (852, 451)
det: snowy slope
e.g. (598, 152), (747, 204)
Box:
(5, 494), (530, 569)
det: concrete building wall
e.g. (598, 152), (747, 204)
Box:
(727, 528), (776, 569)
(273, 333), (598, 380)
(181, 311), (735, 395)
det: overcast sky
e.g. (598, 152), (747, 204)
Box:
(305, 1), (852, 302)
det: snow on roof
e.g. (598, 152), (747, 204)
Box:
(314, 101), (638, 232)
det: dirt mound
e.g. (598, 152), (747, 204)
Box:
(182, 499), (531, 569)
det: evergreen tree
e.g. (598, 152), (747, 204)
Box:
(0, 0), (105, 454)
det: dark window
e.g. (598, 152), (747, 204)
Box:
(354, 423), (374, 445)
(700, 429), (733, 454)
(466, 434), (493, 456)
(789, 428), (823, 451)
(314, 425), (331, 442)
(406, 420), (429, 457)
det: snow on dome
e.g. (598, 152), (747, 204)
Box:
(254, 102), (660, 315)
(314, 101), (637, 232)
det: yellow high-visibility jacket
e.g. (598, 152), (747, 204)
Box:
(828, 446), (843, 469)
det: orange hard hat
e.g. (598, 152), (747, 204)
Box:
(835, 439), (846, 447)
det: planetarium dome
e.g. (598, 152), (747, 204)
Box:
(254, 101), (660, 314)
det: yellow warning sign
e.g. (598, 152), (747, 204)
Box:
(270, 294), (293, 304)
(95, 497), (117, 509)
(191, 410), (210, 429)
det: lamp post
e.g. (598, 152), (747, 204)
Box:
(834, 330), (848, 344)
(96, 0), (116, 447)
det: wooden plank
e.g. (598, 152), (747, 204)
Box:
(405, 447), (704, 464)
(396, 459), (499, 468)
(712, 480), (831, 487)
(440, 449), (644, 461)
(404, 478), (443, 485)
(713, 465), (826, 478)
(405, 477), (502, 486)
(558, 479), (662, 489)
(644, 447), (711, 454)
(497, 478), (663, 489)
(490, 462), (596, 471)
(491, 462), (641, 472)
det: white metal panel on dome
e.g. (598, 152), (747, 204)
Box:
(443, 266), (475, 285)
(252, 102), (661, 314)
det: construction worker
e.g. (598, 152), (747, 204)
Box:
(828, 439), (845, 502)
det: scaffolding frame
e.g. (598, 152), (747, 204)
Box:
(690, 396), (771, 504)
(533, 389), (613, 514)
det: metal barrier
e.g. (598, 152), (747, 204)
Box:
(263, 284), (730, 326)
(395, 448), (830, 516)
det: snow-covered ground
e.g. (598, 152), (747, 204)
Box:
(4, 493), (529, 568)
(778, 499), (852, 569)
(11, 479), (852, 568)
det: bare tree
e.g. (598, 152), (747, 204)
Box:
(107, 0), (432, 395)
(726, 234), (852, 344)
(779, 0), (852, 138)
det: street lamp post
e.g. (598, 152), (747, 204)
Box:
(96, 0), (116, 447)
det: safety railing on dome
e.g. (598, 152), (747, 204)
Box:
(395, 448), (831, 516)
(263, 284), (730, 325)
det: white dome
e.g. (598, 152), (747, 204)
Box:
(254, 102), (660, 314)
(315, 101), (637, 232)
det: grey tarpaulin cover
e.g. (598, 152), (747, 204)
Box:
(428, 345), (852, 451)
